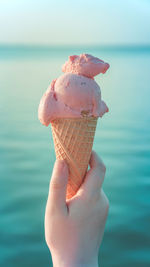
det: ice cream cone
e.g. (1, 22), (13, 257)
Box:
(51, 116), (98, 199)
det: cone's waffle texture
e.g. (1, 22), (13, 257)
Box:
(51, 117), (98, 199)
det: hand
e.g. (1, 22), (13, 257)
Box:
(45, 151), (109, 267)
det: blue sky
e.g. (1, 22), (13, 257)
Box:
(0, 0), (150, 45)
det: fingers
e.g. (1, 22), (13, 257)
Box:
(89, 151), (106, 179)
(78, 151), (106, 197)
(47, 160), (69, 213)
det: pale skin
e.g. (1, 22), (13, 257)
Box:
(45, 151), (109, 267)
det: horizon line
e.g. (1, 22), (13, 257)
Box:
(0, 43), (150, 49)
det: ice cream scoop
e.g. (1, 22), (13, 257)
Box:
(38, 54), (109, 126)
(62, 53), (110, 78)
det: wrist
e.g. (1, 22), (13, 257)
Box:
(53, 262), (98, 267)
(52, 255), (98, 267)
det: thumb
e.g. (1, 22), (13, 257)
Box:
(48, 159), (69, 212)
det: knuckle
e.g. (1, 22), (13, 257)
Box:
(105, 196), (109, 210)
(100, 190), (109, 215)
(45, 233), (50, 247)
(96, 160), (106, 174)
(81, 190), (91, 203)
(79, 189), (92, 204)
(45, 230), (55, 249)
(93, 191), (100, 203)
(100, 162), (106, 173)
(45, 200), (56, 216)
(94, 171), (105, 189)
(83, 190), (100, 205)
(50, 179), (63, 191)
(103, 195), (109, 216)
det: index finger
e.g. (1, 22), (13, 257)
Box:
(78, 151), (106, 196)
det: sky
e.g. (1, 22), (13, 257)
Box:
(0, 0), (150, 46)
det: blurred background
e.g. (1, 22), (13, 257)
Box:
(0, 0), (150, 266)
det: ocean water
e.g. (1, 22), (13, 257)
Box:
(0, 46), (150, 267)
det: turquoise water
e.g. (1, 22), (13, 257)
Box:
(0, 46), (150, 267)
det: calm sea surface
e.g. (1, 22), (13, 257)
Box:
(0, 46), (150, 267)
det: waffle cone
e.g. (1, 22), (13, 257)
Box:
(51, 116), (98, 199)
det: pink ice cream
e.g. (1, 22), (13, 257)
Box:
(38, 54), (109, 126)
(62, 54), (110, 78)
